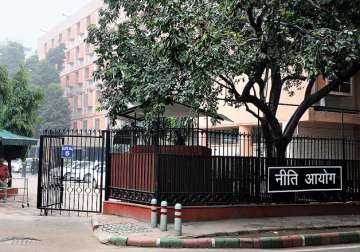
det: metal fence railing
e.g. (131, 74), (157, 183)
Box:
(107, 128), (360, 206)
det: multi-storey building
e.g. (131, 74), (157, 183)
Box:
(38, 0), (360, 139)
(37, 0), (107, 130)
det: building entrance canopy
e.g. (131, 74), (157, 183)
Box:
(117, 102), (233, 123)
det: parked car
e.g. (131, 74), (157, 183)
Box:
(63, 161), (105, 188)
(82, 162), (105, 188)
(50, 161), (80, 180)
(11, 159), (23, 173)
(25, 157), (39, 174)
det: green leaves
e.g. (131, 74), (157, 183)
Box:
(88, 0), (360, 127)
(0, 66), (43, 138)
(0, 41), (26, 77)
(36, 83), (71, 136)
(25, 44), (65, 86)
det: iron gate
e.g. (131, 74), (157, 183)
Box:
(37, 130), (106, 214)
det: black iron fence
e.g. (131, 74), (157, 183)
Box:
(107, 128), (360, 206)
(37, 129), (105, 214)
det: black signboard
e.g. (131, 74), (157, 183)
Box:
(268, 166), (342, 193)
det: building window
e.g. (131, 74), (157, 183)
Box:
(76, 22), (81, 35)
(85, 43), (92, 55)
(75, 71), (79, 83)
(66, 75), (70, 86)
(83, 94), (88, 109)
(88, 106), (93, 113)
(67, 28), (72, 39)
(58, 33), (63, 43)
(76, 46), (80, 58)
(85, 67), (90, 80)
(73, 121), (78, 129)
(83, 120), (88, 130)
(96, 91), (102, 103)
(331, 77), (352, 94)
(94, 118), (100, 130)
(86, 15), (91, 27)
(73, 96), (78, 113)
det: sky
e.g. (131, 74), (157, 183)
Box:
(0, 0), (92, 52)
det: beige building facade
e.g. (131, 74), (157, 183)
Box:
(37, 0), (107, 130)
(206, 72), (360, 139)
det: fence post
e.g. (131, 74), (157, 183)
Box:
(154, 127), (160, 204)
(342, 136), (347, 202)
(341, 112), (347, 202)
(36, 135), (44, 209)
(160, 201), (167, 231)
(174, 203), (182, 236)
(104, 130), (111, 201)
(151, 198), (158, 228)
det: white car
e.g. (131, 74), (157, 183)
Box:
(63, 161), (105, 188)
(11, 159), (24, 173)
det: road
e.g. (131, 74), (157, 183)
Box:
(0, 211), (359, 252)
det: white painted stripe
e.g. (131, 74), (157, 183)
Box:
(293, 244), (360, 251)
(299, 234), (305, 247)
(156, 238), (161, 247)
(211, 238), (216, 248)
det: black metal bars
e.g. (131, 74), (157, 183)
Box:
(107, 128), (360, 206)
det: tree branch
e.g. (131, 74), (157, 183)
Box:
(246, 95), (282, 138)
(269, 65), (282, 114)
(284, 63), (360, 140)
(211, 78), (232, 91)
(242, 63), (266, 96)
(246, 6), (262, 34)
(219, 74), (242, 100)
(304, 78), (316, 99)
(245, 103), (261, 121)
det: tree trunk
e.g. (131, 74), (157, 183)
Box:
(274, 139), (295, 203)
(274, 141), (287, 165)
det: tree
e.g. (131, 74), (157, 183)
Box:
(36, 83), (71, 135)
(0, 66), (9, 109)
(25, 44), (65, 87)
(24, 44), (70, 133)
(26, 55), (59, 86)
(0, 41), (26, 76)
(0, 66), (43, 186)
(88, 0), (360, 159)
(0, 66), (43, 138)
(45, 43), (66, 71)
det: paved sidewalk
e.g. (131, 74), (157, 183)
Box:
(93, 214), (360, 239)
(92, 214), (360, 248)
